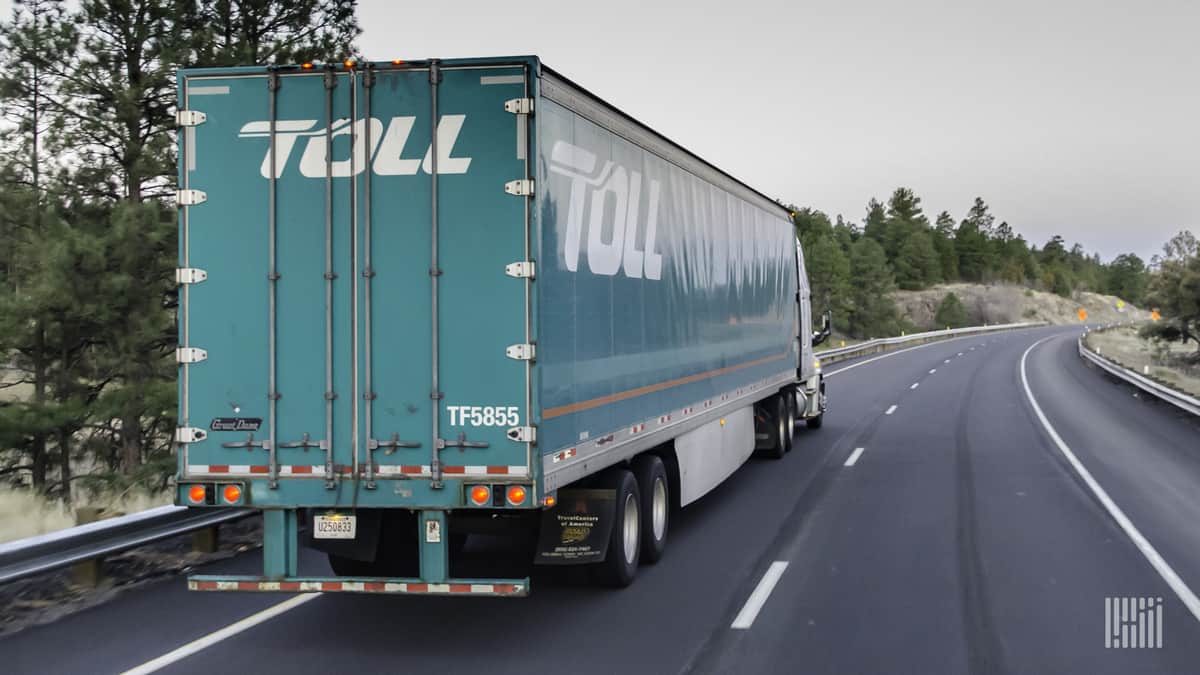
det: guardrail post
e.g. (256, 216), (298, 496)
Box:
(192, 526), (220, 554)
(71, 507), (106, 588)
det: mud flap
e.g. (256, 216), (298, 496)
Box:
(534, 488), (616, 565)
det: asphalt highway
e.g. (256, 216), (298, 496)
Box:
(3, 325), (1198, 674)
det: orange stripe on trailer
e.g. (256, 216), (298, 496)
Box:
(401, 465), (423, 474)
(494, 584), (518, 594)
(322, 582), (343, 591)
(249, 465), (269, 474)
(486, 466), (508, 474)
(195, 581), (218, 590)
(280, 582), (301, 592)
(291, 465), (313, 474)
(407, 583), (429, 593)
(208, 465), (229, 473)
(449, 583), (472, 593)
(238, 581), (259, 591)
(442, 466), (466, 474)
(365, 582), (387, 592)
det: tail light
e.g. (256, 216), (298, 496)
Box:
(506, 485), (527, 506)
(468, 485), (490, 506)
(187, 485), (207, 505)
(221, 484), (243, 505)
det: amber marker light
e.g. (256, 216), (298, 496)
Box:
(301, 62), (314, 70)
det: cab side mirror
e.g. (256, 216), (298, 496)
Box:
(813, 310), (832, 346)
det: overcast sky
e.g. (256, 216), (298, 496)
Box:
(2, 0), (1193, 261)
(358, 0), (1198, 262)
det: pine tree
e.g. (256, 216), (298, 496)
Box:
(932, 211), (958, 281)
(194, 0), (361, 66)
(894, 229), (940, 290)
(935, 292), (968, 328)
(805, 234), (852, 331)
(847, 237), (899, 338)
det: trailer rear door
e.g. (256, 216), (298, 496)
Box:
(178, 63), (533, 501)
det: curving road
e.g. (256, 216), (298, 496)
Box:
(3, 325), (1199, 674)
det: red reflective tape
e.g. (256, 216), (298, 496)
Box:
(249, 465), (269, 474)
(322, 582), (343, 591)
(238, 581), (259, 591)
(337, 466), (353, 475)
(407, 583), (429, 593)
(401, 466), (423, 474)
(442, 466), (465, 474)
(292, 465), (313, 474)
(494, 584), (517, 594)
(280, 582), (301, 592)
(449, 584), (472, 593)
(365, 582), (387, 592)
(486, 466), (507, 474)
(208, 465), (229, 473)
(195, 581), (218, 590)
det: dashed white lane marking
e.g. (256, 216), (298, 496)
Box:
(731, 561), (789, 629)
(825, 338), (976, 378)
(910, 382), (920, 389)
(885, 405), (898, 415)
(945, 359), (951, 363)
(844, 447), (866, 467)
(929, 369), (937, 374)
(1020, 336), (1200, 625)
(121, 594), (322, 675)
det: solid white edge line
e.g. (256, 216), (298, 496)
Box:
(731, 561), (789, 629)
(885, 405), (898, 415)
(844, 447), (866, 467)
(120, 594), (322, 675)
(1019, 335), (1200, 624)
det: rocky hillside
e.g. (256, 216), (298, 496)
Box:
(893, 283), (1149, 329)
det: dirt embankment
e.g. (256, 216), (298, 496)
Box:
(892, 283), (1149, 329)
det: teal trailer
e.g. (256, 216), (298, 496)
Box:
(174, 56), (828, 596)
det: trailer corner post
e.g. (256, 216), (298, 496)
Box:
(263, 509), (299, 578)
(419, 510), (449, 583)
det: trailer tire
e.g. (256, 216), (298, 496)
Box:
(806, 412), (824, 429)
(632, 455), (669, 564)
(784, 392), (796, 453)
(593, 468), (641, 587)
(764, 395), (788, 459)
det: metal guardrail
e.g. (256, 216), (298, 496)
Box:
(1078, 332), (1200, 418)
(815, 321), (1046, 365)
(0, 320), (1045, 586)
(0, 505), (250, 584)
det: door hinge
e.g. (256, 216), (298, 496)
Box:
(504, 179), (534, 197)
(505, 261), (535, 279)
(175, 110), (207, 127)
(175, 267), (208, 284)
(504, 97), (534, 115)
(175, 347), (208, 364)
(175, 427), (208, 444)
(505, 343), (535, 361)
(175, 189), (207, 206)
(506, 426), (536, 443)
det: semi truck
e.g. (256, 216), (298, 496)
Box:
(173, 55), (829, 595)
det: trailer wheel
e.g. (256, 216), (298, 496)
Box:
(806, 412), (824, 429)
(632, 455), (669, 564)
(593, 468), (641, 587)
(784, 392), (797, 452)
(764, 395), (788, 459)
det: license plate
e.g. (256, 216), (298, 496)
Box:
(314, 514), (356, 539)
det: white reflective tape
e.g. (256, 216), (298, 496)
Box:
(427, 584), (450, 593)
(471, 584), (493, 593)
